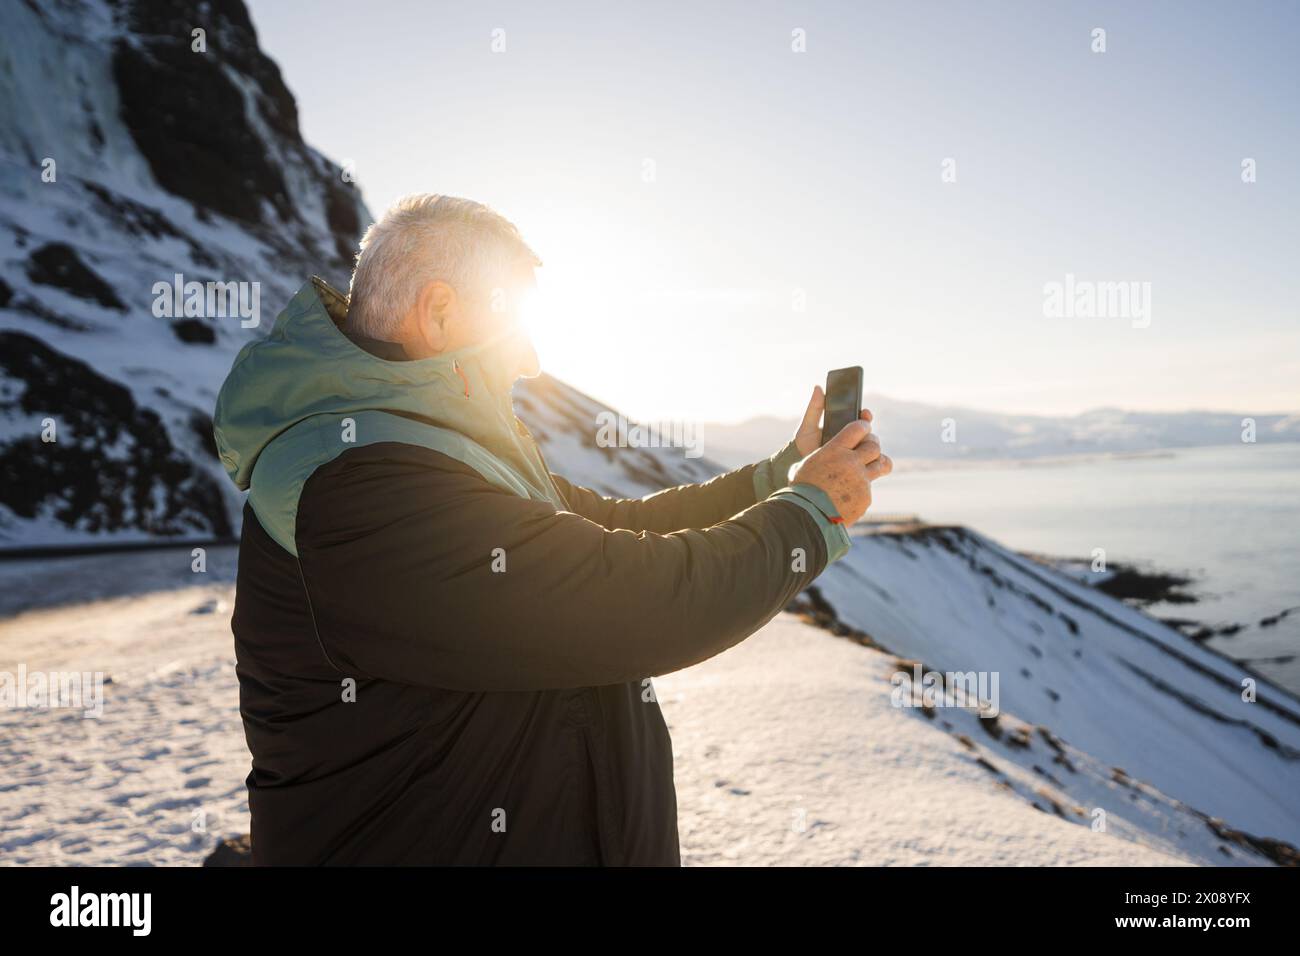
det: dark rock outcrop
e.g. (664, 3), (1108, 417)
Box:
(203, 833), (253, 866)
(0, 331), (232, 538)
(172, 318), (217, 344)
(25, 243), (125, 310)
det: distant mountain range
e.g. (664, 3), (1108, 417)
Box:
(700, 395), (1300, 467)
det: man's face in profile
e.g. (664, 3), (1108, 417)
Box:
(407, 258), (541, 380)
(483, 259), (542, 380)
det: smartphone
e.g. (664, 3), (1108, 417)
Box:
(821, 366), (864, 446)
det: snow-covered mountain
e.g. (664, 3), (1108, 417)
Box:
(0, 0), (714, 548)
(701, 398), (1300, 468)
(0, 0), (362, 543)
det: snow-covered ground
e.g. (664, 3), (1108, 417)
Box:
(2, 540), (1290, 866)
(659, 615), (1192, 866)
(817, 526), (1300, 860)
(0, 573), (247, 865)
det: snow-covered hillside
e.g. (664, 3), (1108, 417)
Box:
(0, 0), (713, 549)
(0, 549), (1240, 867)
(812, 525), (1300, 862)
(0, 0), (365, 543)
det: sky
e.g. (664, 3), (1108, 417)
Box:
(246, 0), (1299, 425)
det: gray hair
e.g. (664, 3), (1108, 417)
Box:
(346, 194), (539, 339)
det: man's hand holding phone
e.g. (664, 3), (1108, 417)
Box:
(789, 379), (892, 525)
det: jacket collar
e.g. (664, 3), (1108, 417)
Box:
(345, 332), (411, 362)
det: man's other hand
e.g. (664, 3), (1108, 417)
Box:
(791, 419), (892, 524)
(793, 385), (874, 457)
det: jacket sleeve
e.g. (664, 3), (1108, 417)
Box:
(551, 440), (805, 533)
(294, 443), (843, 693)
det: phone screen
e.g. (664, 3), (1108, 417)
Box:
(821, 366), (864, 446)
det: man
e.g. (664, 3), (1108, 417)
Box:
(214, 194), (891, 865)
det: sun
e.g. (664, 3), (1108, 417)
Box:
(513, 220), (647, 401)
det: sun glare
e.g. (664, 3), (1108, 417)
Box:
(514, 220), (649, 405)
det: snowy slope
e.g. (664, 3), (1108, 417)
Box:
(0, 550), (1216, 867)
(813, 525), (1300, 861)
(0, 0), (365, 544)
(0, 0), (718, 549)
(3, 545), (1284, 866)
(514, 374), (718, 497)
(660, 614), (1199, 866)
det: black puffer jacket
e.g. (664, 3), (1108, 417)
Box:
(234, 444), (833, 865)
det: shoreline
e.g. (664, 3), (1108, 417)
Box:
(1027, 551), (1300, 706)
(892, 439), (1300, 474)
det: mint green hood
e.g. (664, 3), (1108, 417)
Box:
(214, 278), (563, 541)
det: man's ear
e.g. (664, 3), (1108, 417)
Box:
(414, 280), (457, 353)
